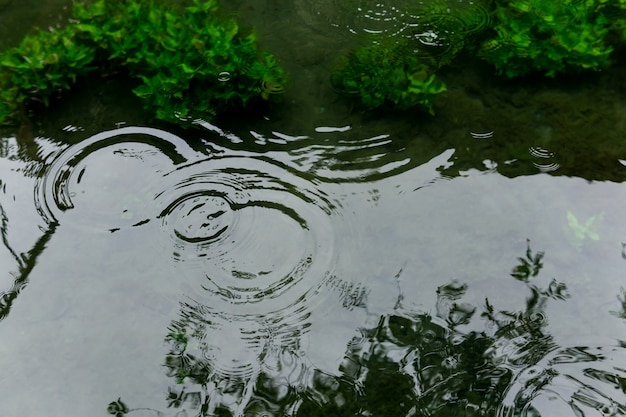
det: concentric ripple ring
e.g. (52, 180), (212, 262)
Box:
(35, 126), (196, 232)
(156, 155), (337, 314)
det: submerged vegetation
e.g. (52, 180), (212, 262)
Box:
(565, 210), (604, 249)
(0, 0), (285, 126)
(330, 39), (446, 115)
(479, 0), (626, 77)
(2, 0), (626, 123)
(331, 0), (626, 112)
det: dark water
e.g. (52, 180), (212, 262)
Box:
(2, 1), (626, 416)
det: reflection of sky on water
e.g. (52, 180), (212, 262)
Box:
(1, 121), (626, 416)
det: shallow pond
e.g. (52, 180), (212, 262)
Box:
(1, 1), (626, 417)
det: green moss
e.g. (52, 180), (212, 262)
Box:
(0, 0), (285, 126)
(479, 0), (626, 77)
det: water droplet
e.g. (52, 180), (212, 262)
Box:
(470, 131), (494, 139)
(217, 71), (231, 82)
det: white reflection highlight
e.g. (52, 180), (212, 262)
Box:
(315, 125), (352, 133)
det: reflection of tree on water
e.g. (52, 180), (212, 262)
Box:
(611, 288), (626, 321)
(157, 299), (312, 417)
(109, 241), (626, 417)
(299, 260), (566, 417)
(0, 205), (57, 321)
(0, 132), (57, 322)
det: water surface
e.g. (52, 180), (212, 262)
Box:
(1, 1), (626, 416)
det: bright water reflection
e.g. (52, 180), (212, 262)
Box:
(35, 127), (338, 317)
(2, 120), (626, 417)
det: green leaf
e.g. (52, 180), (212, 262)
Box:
(181, 63), (199, 77)
(74, 23), (99, 36)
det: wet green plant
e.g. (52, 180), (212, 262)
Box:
(0, 0), (285, 126)
(479, 0), (626, 77)
(331, 39), (446, 115)
(0, 23), (97, 124)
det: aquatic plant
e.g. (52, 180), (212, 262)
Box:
(565, 210), (604, 248)
(0, 0), (285, 126)
(0, 23), (96, 124)
(417, 0), (494, 66)
(330, 39), (446, 115)
(479, 0), (626, 77)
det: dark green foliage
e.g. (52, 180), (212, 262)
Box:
(0, 0), (285, 126)
(4, 0), (626, 124)
(331, 39), (446, 115)
(0, 24), (98, 123)
(479, 0), (626, 77)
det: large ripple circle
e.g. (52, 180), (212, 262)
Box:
(33, 125), (341, 386)
(34, 126), (195, 231)
(156, 156), (337, 312)
(34, 126), (338, 317)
